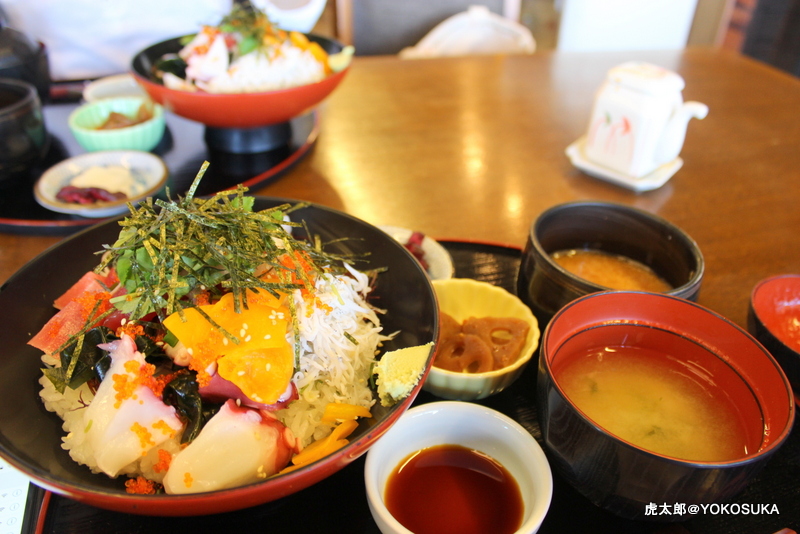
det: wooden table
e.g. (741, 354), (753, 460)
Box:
(4, 47), (798, 331)
(3, 47), (800, 534)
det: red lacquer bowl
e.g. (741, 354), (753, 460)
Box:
(0, 198), (437, 516)
(538, 291), (795, 521)
(130, 35), (350, 128)
(749, 274), (800, 396)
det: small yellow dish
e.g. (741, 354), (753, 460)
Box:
(423, 278), (539, 400)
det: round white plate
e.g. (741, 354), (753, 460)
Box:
(378, 225), (454, 280)
(34, 151), (168, 218)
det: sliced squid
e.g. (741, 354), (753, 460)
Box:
(163, 400), (299, 494)
(80, 335), (183, 477)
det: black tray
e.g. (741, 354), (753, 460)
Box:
(30, 241), (800, 534)
(0, 102), (318, 236)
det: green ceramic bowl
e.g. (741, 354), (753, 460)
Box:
(68, 96), (165, 152)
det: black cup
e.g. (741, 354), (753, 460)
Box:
(0, 77), (49, 183)
(517, 201), (704, 328)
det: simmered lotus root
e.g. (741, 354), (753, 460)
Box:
(463, 316), (531, 369)
(434, 312), (530, 373)
(436, 332), (494, 373)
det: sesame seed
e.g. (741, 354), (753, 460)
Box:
(245, 335), (252, 342)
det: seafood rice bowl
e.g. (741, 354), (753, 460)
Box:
(154, 1), (351, 95)
(0, 166), (436, 515)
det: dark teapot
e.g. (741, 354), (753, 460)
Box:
(0, 22), (50, 103)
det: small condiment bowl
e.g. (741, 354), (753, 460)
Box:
(33, 150), (168, 218)
(364, 401), (553, 534)
(82, 74), (149, 102)
(68, 96), (165, 152)
(518, 201), (704, 328)
(422, 278), (539, 400)
(748, 274), (800, 395)
(538, 291), (794, 521)
(378, 225), (454, 280)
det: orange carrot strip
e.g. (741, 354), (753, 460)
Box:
(291, 420), (359, 467)
(320, 402), (373, 424)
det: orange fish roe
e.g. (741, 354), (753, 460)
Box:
(125, 476), (158, 495)
(276, 252), (317, 286)
(152, 419), (176, 438)
(193, 289), (212, 307)
(144, 371), (179, 399)
(112, 360), (158, 408)
(76, 290), (113, 321)
(131, 422), (155, 452)
(183, 472), (194, 489)
(305, 296), (333, 316)
(153, 449), (172, 474)
(116, 321), (145, 339)
(185, 341), (219, 388)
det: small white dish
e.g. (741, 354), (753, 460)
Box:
(34, 151), (168, 218)
(364, 401), (553, 534)
(566, 136), (683, 192)
(82, 74), (148, 102)
(378, 225), (454, 280)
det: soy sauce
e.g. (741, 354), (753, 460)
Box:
(385, 444), (523, 534)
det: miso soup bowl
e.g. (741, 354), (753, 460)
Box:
(537, 291), (794, 521)
(518, 202), (704, 328)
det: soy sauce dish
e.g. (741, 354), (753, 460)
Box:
(365, 402), (552, 534)
(538, 291), (794, 521)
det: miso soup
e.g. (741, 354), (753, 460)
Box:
(553, 326), (762, 462)
(551, 248), (671, 292)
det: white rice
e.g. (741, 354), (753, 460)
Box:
(196, 42), (325, 94)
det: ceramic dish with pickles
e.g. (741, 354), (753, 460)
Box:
(33, 150), (169, 218)
(68, 96), (166, 153)
(423, 278), (539, 400)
